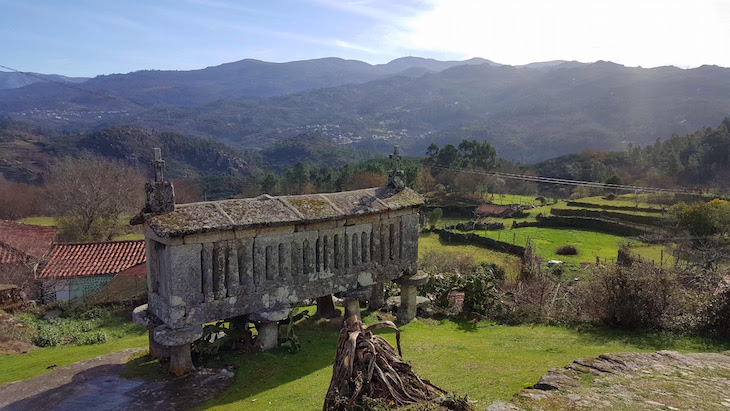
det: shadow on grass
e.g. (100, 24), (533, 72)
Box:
(193, 318), (343, 409)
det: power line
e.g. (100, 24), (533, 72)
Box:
(429, 165), (703, 195)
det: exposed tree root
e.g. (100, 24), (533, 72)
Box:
(324, 316), (469, 411)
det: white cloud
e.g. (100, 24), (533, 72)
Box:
(383, 0), (730, 67)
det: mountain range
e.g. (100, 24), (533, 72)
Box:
(1, 57), (729, 163)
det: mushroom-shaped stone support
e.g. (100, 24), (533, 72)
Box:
(394, 270), (429, 323)
(340, 287), (371, 321)
(154, 324), (203, 376)
(250, 305), (290, 351)
(132, 304), (169, 360)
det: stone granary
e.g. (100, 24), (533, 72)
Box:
(133, 148), (425, 375)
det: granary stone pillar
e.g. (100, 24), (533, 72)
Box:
(368, 281), (385, 310)
(316, 295), (341, 319)
(132, 304), (169, 360)
(154, 324), (203, 377)
(250, 305), (290, 351)
(341, 287), (371, 321)
(394, 271), (429, 323)
(344, 299), (361, 321)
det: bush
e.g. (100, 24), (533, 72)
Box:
(580, 262), (687, 329)
(703, 281), (730, 337)
(555, 245), (578, 255)
(603, 193), (616, 200)
(33, 325), (61, 347)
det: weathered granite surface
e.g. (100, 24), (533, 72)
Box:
(146, 186), (423, 238)
(497, 350), (730, 411)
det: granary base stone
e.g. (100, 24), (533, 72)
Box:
(169, 344), (193, 377)
(251, 307), (289, 350)
(316, 295), (341, 319)
(344, 299), (361, 321)
(132, 304), (169, 359)
(255, 321), (279, 350)
(395, 271), (429, 322)
(368, 281), (385, 310)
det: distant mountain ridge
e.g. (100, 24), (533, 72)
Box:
(1, 57), (730, 163)
(0, 57), (497, 110)
(0, 71), (88, 91)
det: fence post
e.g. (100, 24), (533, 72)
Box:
(660, 249), (663, 268)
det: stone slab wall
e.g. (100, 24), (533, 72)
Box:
(146, 208), (419, 329)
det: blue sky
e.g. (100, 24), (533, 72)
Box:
(1, 0), (729, 77)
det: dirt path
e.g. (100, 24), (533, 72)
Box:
(0, 348), (235, 411)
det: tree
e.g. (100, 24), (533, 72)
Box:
(345, 172), (386, 190)
(46, 154), (144, 242)
(458, 139), (497, 170)
(0, 175), (43, 219)
(671, 199), (730, 237)
(426, 208), (443, 230)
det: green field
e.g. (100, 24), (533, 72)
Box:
(191, 312), (729, 411)
(17, 216), (58, 226)
(16, 215), (143, 241)
(474, 226), (666, 266)
(0, 319), (147, 385)
(574, 195), (664, 210)
(419, 231), (521, 279)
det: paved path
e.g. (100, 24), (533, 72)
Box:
(0, 349), (235, 411)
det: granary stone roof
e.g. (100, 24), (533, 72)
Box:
(147, 186), (424, 238)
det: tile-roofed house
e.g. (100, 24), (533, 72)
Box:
(0, 220), (56, 263)
(0, 241), (30, 265)
(39, 240), (146, 302)
(0, 221), (56, 300)
(474, 203), (520, 218)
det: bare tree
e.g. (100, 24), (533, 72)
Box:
(46, 153), (144, 242)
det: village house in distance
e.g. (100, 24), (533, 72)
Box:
(132, 148), (427, 375)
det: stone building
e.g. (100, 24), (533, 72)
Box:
(133, 148), (425, 375)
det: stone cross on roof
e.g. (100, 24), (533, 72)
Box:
(153, 147), (165, 183)
(388, 145), (406, 191)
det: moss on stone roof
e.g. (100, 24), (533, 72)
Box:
(147, 187), (423, 238)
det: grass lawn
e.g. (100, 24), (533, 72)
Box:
(17, 216), (58, 226)
(0, 321), (147, 385)
(419, 232), (521, 279)
(474, 227), (667, 266)
(191, 311), (730, 411)
(552, 204), (663, 217)
(575, 195), (664, 210)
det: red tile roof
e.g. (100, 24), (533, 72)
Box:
(0, 241), (30, 265)
(475, 203), (511, 216)
(118, 262), (146, 277)
(39, 240), (146, 279)
(0, 220), (56, 261)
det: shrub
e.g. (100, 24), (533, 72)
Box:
(703, 280), (730, 337)
(33, 325), (61, 347)
(426, 208), (443, 229)
(603, 193), (616, 200)
(555, 245), (578, 255)
(580, 262), (687, 329)
(78, 332), (107, 345)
